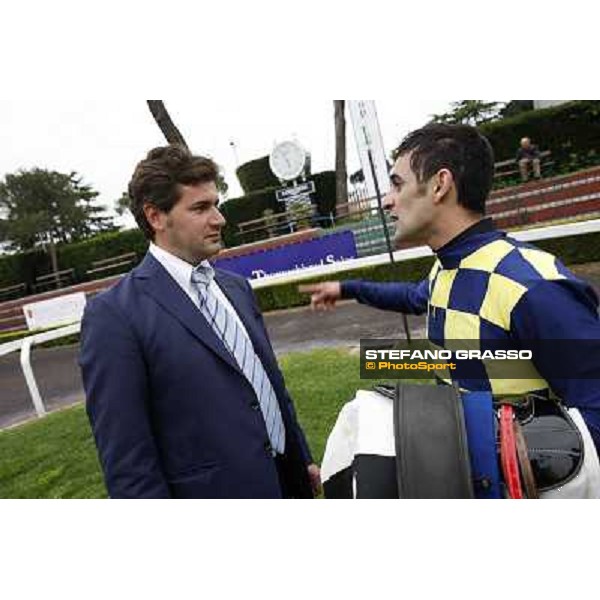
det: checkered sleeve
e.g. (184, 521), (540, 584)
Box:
(340, 279), (429, 315)
(511, 279), (600, 455)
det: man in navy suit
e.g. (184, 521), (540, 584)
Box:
(80, 145), (320, 498)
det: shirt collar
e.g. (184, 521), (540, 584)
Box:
(149, 243), (212, 290)
(435, 217), (502, 269)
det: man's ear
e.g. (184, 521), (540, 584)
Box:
(432, 169), (454, 204)
(143, 202), (165, 235)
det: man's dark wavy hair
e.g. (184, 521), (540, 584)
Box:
(393, 123), (495, 215)
(128, 145), (219, 240)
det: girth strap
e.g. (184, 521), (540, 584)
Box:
(499, 405), (523, 499)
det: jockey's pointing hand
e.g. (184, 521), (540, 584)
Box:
(298, 282), (342, 311)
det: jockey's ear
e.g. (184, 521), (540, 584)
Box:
(430, 168), (454, 206)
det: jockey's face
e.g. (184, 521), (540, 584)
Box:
(383, 152), (437, 247)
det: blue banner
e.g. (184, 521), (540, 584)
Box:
(214, 231), (358, 280)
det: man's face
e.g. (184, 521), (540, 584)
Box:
(383, 153), (436, 247)
(521, 137), (531, 149)
(150, 181), (226, 264)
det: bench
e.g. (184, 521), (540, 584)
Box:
(0, 283), (27, 302)
(86, 252), (137, 279)
(237, 208), (316, 243)
(33, 268), (75, 292)
(236, 201), (344, 245)
(494, 150), (554, 183)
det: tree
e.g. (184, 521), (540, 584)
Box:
(146, 100), (228, 196)
(115, 191), (131, 216)
(432, 100), (504, 126)
(0, 168), (116, 253)
(147, 100), (189, 148)
(500, 100), (534, 119)
(334, 100), (348, 208)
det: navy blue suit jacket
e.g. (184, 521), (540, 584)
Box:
(79, 252), (313, 498)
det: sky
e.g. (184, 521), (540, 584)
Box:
(0, 98), (470, 229)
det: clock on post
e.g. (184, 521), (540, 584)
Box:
(269, 140), (307, 182)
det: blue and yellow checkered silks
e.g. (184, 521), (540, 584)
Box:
(427, 236), (571, 396)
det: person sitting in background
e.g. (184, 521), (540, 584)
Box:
(516, 137), (541, 181)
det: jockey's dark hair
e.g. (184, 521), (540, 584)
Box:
(393, 123), (495, 215)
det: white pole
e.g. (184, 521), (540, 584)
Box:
(19, 337), (47, 417)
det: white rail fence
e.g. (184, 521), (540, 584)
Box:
(0, 322), (81, 419)
(252, 217), (600, 288)
(1, 218), (599, 423)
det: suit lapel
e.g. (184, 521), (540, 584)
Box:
(133, 253), (242, 374)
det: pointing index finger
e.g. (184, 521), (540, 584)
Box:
(298, 284), (320, 294)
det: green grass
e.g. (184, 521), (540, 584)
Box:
(0, 405), (107, 498)
(0, 348), (390, 498)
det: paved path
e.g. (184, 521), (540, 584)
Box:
(265, 301), (425, 354)
(0, 345), (83, 429)
(2, 263), (599, 429)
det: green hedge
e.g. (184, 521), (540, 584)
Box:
(56, 229), (147, 281)
(236, 154), (315, 194)
(254, 230), (600, 312)
(312, 171), (336, 217)
(0, 229), (147, 288)
(531, 230), (600, 265)
(480, 101), (600, 168)
(0, 248), (49, 289)
(0, 324), (79, 349)
(220, 186), (281, 246)
(0, 328), (39, 344)
(255, 256), (435, 312)
(236, 156), (280, 194)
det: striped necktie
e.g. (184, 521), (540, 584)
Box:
(191, 264), (285, 455)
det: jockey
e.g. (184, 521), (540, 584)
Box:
(301, 123), (600, 498)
